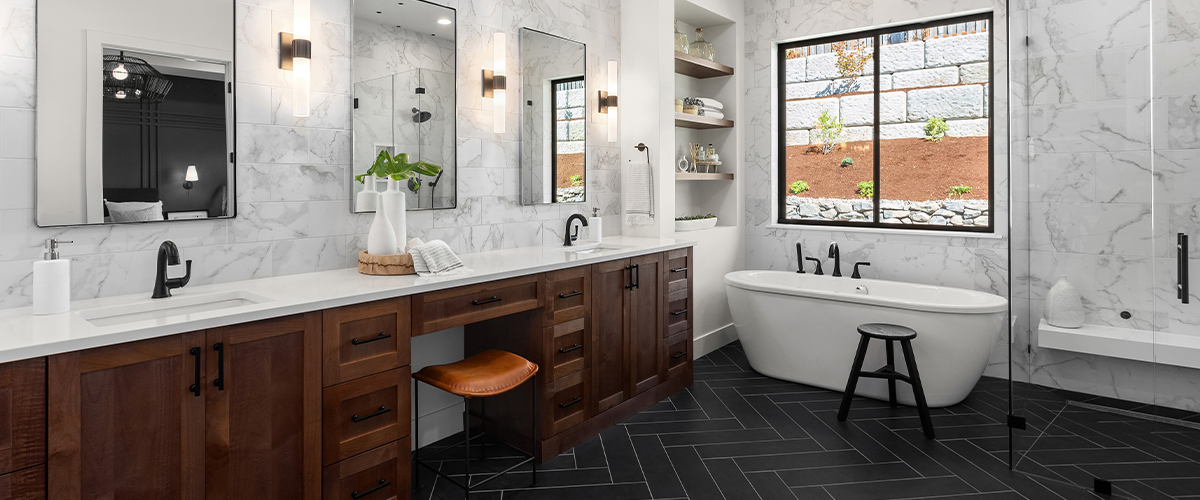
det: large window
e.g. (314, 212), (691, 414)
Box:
(777, 14), (993, 232)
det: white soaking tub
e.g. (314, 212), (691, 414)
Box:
(725, 270), (1008, 407)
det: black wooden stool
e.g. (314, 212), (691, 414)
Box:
(836, 323), (935, 439)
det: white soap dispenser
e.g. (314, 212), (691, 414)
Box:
(33, 239), (72, 315)
(589, 207), (603, 244)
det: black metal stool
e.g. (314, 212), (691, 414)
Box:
(837, 323), (935, 439)
(412, 350), (539, 498)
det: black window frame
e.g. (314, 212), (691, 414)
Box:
(549, 76), (585, 204)
(775, 12), (994, 233)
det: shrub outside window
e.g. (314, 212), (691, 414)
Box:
(777, 13), (993, 232)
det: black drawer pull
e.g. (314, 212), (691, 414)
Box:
(558, 290), (583, 299)
(559, 397), (583, 409)
(212, 343), (225, 391)
(351, 405), (391, 423)
(558, 344), (583, 354)
(472, 296), (502, 306)
(189, 347), (201, 397)
(671, 267), (688, 273)
(351, 479), (390, 499)
(671, 351), (688, 360)
(351, 332), (392, 345)
(671, 309), (689, 316)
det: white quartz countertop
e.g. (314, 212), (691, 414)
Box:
(0, 236), (692, 363)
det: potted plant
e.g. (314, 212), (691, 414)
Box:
(357, 151), (442, 256)
(674, 213), (718, 232)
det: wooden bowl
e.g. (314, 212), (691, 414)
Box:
(357, 251), (416, 276)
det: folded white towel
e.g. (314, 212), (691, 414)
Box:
(698, 110), (725, 120)
(409, 239), (471, 276)
(625, 161), (655, 226)
(683, 97), (723, 110)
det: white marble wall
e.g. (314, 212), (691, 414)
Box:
(0, 0), (622, 310)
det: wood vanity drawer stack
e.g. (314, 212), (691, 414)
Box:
(0, 358), (46, 500)
(413, 275), (541, 335)
(321, 298), (412, 500)
(542, 267), (592, 437)
(665, 248), (693, 381)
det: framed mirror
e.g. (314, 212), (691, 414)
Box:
(351, 0), (457, 212)
(519, 28), (586, 205)
(35, 0), (235, 227)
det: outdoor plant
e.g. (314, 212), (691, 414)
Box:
(355, 150), (442, 189)
(840, 157), (854, 168)
(789, 180), (810, 194)
(924, 117), (949, 142)
(856, 181), (874, 199)
(949, 184), (973, 198)
(674, 213), (717, 221)
(569, 174), (583, 187)
(832, 39), (873, 86)
(812, 110), (845, 155)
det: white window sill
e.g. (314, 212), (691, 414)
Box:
(765, 223), (1003, 239)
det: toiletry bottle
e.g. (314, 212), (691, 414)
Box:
(589, 207), (603, 243)
(707, 144), (715, 159)
(33, 239), (72, 315)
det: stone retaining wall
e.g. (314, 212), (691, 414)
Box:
(785, 196), (989, 226)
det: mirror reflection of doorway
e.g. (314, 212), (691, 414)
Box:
(550, 77), (585, 203)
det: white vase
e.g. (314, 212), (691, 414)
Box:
(380, 179), (406, 251)
(366, 207), (398, 255)
(355, 176), (379, 212)
(1045, 276), (1085, 329)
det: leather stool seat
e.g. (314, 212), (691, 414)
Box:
(413, 349), (538, 398)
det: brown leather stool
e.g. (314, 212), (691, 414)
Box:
(412, 349), (539, 497)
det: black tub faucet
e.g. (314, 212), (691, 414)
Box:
(795, 242), (805, 273)
(852, 262), (871, 279)
(828, 242), (842, 277)
(153, 241), (192, 299)
(563, 213), (589, 246)
(805, 257), (824, 275)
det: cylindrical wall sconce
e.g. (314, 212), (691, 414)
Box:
(603, 60), (619, 142)
(280, 0), (312, 117)
(482, 32), (507, 134)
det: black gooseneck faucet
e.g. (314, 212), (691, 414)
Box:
(563, 213), (589, 246)
(153, 241), (193, 299)
(828, 242), (842, 277)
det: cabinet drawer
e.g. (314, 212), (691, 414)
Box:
(414, 275), (540, 335)
(665, 332), (691, 380)
(322, 368), (411, 466)
(666, 249), (691, 288)
(0, 464), (44, 500)
(544, 370), (589, 437)
(323, 298), (411, 387)
(545, 267), (590, 324)
(544, 318), (588, 382)
(321, 438), (410, 500)
(666, 296), (690, 337)
(0, 358), (45, 476)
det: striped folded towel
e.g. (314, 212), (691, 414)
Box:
(408, 239), (472, 276)
(683, 97), (723, 110)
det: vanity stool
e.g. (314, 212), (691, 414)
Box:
(412, 349), (539, 497)
(837, 323), (935, 439)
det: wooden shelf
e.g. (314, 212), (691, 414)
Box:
(676, 172), (734, 181)
(675, 112), (734, 130)
(674, 51), (735, 79)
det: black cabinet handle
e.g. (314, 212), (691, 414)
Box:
(1180, 233), (1190, 304)
(212, 343), (224, 391)
(558, 397), (583, 409)
(352, 405), (392, 423)
(189, 347), (201, 397)
(472, 296), (502, 306)
(558, 344), (583, 354)
(558, 290), (583, 299)
(625, 265), (635, 290)
(634, 264), (640, 289)
(671, 351), (688, 360)
(671, 309), (689, 316)
(671, 267), (688, 273)
(351, 333), (392, 345)
(350, 479), (390, 499)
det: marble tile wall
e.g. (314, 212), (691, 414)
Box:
(0, 0), (622, 310)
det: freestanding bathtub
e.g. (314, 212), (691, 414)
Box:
(725, 270), (1008, 407)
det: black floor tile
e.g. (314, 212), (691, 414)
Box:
(776, 462), (921, 487)
(745, 471), (800, 500)
(706, 458), (764, 500)
(819, 476), (976, 500)
(629, 434), (685, 498)
(664, 446), (725, 500)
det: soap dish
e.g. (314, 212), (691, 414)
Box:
(358, 251), (416, 276)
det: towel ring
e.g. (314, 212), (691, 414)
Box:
(635, 143), (650, 164)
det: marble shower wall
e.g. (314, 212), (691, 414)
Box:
(0, 0), (622, 310)
(742, 0), (1013, 374)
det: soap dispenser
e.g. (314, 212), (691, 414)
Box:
(33, 239), (72, 315)
(589, 207), (603, 243)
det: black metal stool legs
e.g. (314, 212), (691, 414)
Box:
(837, 335), (871, 422)
(885, 340), (897, 408)
(531, 374), (537, 487)
(900, 340), (935, 439)
(464, 398), (472, 499)
(413, 383), (421, 491)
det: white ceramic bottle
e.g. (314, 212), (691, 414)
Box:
(380, 178), (406, 252)
(367, 207), (398, 255)
(33, 239), (72, 315)
(589, 207), (603, 244)
(356, 176), (379, 212)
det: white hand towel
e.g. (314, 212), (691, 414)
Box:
(699, 110), (725, 120)
(409, 240), (471, 276)
(625, 161), (655, 226)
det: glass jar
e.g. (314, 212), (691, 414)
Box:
(674, 20), (689, 54)
(689, 28), (715, 61)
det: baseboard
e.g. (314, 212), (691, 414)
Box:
(694, 323), (738, 359)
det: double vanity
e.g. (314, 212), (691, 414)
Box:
(0, 237), (693, 499)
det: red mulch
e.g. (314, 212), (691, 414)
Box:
(555, 153), (585, 188)
(784, 137), (989, 201)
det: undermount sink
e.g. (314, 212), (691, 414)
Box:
(77, 291), (273, 327)
(556, 243), (628, 254)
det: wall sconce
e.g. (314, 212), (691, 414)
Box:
(481, 32), (506, 134)
(279, 0), (312, 117)
(183, 165), (199, 192)
(598, 60), (619, 142)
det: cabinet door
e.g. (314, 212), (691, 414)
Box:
(48, 333), (206, 500)
(0, 358), (46, 476)
(590, 259), (630, 413)
(629, 253), (665, 396)
(206, 313), (321, 500)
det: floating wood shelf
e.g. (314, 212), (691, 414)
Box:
(674, 51), (735, 79)
(675, 172), (734, 181)
(674, 112), (734, 130)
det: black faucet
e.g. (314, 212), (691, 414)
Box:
(153, 241), (193, 299)
(828, 242), (842, 277)
(563, 213), (589, 246)
(852, 262), (871, 279)
(795, 243), (805, 273)
(805, 257), (823, 275)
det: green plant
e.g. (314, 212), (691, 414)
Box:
(569, 174), (583, 187)
(812, 110), (845, 155)
(789, 180), (810, 194)
(924, 117), (949, 142)
(832, 39), (873, 85)
(674, 213), (717, 221)
(948, 184), (973, 198)
(840, 157), (854, 168)
(355, 150), (442, 190)
(856, 181), (874, 199)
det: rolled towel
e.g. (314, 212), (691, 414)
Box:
(682, 97), (723, 110)
(409, 239), (471, 276)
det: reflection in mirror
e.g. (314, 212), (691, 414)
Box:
(520, 29), (586, 205)
(352, 0), (456, 212)
(35, 0), (235, 227)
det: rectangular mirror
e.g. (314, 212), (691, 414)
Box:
(520, 28), (586, 205)
(35, 0), (235, 227)
(351, 0), (456, 212)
